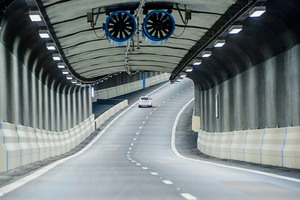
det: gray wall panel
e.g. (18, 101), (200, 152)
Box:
(195, 43), (300, 132)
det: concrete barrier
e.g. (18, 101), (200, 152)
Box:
(95, 100), (128, 129)
(93, 73), (169, 101)
(197, 126), (300, 169)
(0, 98), (129, 173)
(0, 122), (21, 171)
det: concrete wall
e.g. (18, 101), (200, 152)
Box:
(194, 42), (300, 169)
(197, 126), (300, 169)
(93, 73), (170, 101)
(0, 100), (128, 172)
(0, 39), (97, 172)
(194, 44), (300, 132)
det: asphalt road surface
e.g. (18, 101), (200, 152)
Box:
(1, 79), (300, 200)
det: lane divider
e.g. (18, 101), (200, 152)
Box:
(171, 98), (300, 183)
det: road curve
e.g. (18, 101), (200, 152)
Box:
(1, 79), (300, 200)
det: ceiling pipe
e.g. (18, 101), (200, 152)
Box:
(124, 0), (146, 75)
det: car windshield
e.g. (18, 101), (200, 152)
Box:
(141, 97), (149, 100)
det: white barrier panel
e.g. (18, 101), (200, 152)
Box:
(0, 122), (21, 171)
(16, 125), (32, 166)
(95, 100), (128, 129)
(284, 126), (300, 169)
(197, 126), (300, 169)
(93, 73), (170, 100)
(231, 130), (246, 161)
(0, 100), (126, 173)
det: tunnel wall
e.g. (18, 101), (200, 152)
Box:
(0, 39), (96, 172)
(194, 43), (300, 169)
(93, 72), (169, 101)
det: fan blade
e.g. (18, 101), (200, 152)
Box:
(154, 30), (158, 38)
(123, 30), (129, 38)
(159, 30), (164, 38)
(117, 12), (122, 21)
(149, 28), (155, 36)
(112, 30), (118, 38)
(112, 15), (118, 23)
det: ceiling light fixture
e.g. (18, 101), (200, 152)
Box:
(186, 68), (193, 72)
(39, 30), (50, 38)
(202, 51), (212, 58)
(52, 54), (61, 61)
(29, 11), (42, 22)
(66, 75), (73, 80)
(71, 79), (77, 84)
(46, 43), (56, 50)
(57, 62), (66, 69)
(229, 25), (242, 34)
(249, 6), (266, 18)
(62, 69), (69, 75)
(214, 40), (225, 48)
(193, 59), (201, 66)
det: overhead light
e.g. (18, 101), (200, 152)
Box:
(91, 87), (95, 98)
(71, 79), (77, 84)
(57, 62), (66, 68)
(193, 59), (201, 66)
(46, 43), (56, 50)
(108, 75), (112, 78)
(29, 11), (42, 22)
(202, 51), (212, 58)
(229, 25), (242, 34)
(52, 54), (61, 61)
(214, 40), (225, 48)
(62, 69), (69, 75)
(66, 75), (73, 80)
(76, 82), (81, 86)
(186, 68), (193, 72)
(249, 6), (266, 18)
(180, 74), (186, 78)
(39, 30), (50, 38)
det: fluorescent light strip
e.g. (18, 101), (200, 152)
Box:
(29, 11), (42, 22)
(202, 51), (212, 58)
(57, 63), (65, 69)
(186, 69), (193, 72)
(39, 33), (50, 39)
(229, 25), (243, 34)
(249, 6), (266, 18)
(214, 40), (225, 48)
(52, 54), (61, 61)
(46, 43), (56, 50)
(193, 59), (201, 66)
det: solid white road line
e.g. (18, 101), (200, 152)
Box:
(171, 98), (300, 183)
(0, 82), (171, 197)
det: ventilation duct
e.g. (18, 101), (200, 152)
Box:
(103, 11), (136, 46)
(142, 10), (175, 45)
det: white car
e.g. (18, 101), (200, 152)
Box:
(138, 96), (152, 108)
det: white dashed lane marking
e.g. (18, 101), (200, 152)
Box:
(150, 172), (158, 176)
(163, 180), (173, 185)
(181, 193), (197, 200)
(142, 167), (148, 170)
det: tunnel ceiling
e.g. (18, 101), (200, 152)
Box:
(3, 0), (298, 87)
(23, 0), (245, 83)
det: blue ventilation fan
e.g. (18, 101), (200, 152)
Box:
(103, 11), (136, 46)
(142, 10), (175, 45)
